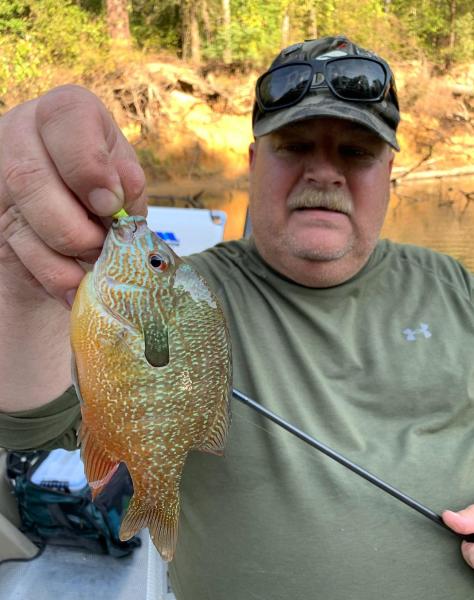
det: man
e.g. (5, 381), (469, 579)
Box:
(0, 35), (474, 599)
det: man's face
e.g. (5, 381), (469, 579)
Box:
(248, 117), (394, 287)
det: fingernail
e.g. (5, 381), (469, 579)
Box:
(65, 288), (77, 308)
(88, 187), (124, 216)
(444, 510), (464, 523)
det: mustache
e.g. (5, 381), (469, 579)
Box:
(287, 188), (353, 216)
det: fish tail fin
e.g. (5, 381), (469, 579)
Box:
(120, 495), (179, 562)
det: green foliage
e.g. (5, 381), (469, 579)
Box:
(0, 0), (472, 102)
(192, 0), (473, 66)
(0, 0), (107, 97)
(78, 0), (104, 15)
(130, 0), (181, 51)
(215, 0), (286, 63)
(451, 11), (474, 62)
(0, 1), (30, 35)
(391, 0), (474, 63)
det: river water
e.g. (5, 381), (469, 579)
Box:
(150, 176), (474, 271)
(382, 177), (474, 272)
(207, 177), (474, 273)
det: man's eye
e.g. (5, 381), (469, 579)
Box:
(277, 142), (312, 154)
(340, 145), (373, 158)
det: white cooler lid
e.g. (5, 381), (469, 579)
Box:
(30, 449), (87, 492)
(146, 207), (226, 256)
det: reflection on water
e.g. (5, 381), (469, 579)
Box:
(218, 178), (474, 273)
(153, 177), (474, 273)
(382, 177), (474, 272)
(209, 189), (249, 242)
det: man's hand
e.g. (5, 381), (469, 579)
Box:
(0, 85), (147, 412)
(0, 84), (147, 308)
(443, 507), (474, 568)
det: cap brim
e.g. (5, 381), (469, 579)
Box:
(253, 92), (400, 151)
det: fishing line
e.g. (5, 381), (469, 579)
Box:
(232, 388), (474, 544)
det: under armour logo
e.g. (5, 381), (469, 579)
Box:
(402, 323), (432, 341)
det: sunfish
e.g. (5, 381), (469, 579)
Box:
(70, 215), (232, 561)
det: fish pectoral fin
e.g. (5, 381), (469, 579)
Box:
(197, 395), (231, 456)
(71, 352), (85, 406)
(120, 495), (179, 562)
(143, 323), (169, 367)
(78, 421), (119, 500)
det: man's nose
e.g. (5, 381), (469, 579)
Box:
(303, 151), (345, 188)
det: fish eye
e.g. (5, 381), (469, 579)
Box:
(149, 254), (168, 272)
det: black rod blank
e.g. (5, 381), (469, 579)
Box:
(232, 387), (474, 543)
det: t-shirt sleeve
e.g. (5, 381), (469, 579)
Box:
(185, 240), (247, 297)
(0, 386), (81, 452)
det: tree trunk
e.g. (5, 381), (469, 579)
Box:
(222, 0), (232, 64)
(449, 0), (456, 50)
(392, 165), (474, 183)
(190, 11), (201, 63)
(106, 0), (131, 47)
(201, 0), (212, 47)
(308, 6), (317, 38)
(281, 9), (290, 48)
(182, 0), (201, 64)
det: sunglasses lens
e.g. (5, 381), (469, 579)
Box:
(259, 64), (312, 109)
(326, 58), (387, 101)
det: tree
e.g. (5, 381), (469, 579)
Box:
(307, 4), (317, 39)
(106, 0), (131, 46)
(0, 0), (107, 96)
(391, 0), (474, 63)
(449, 0), (456, 50)
(181, 0), (201, 62)
(281, 6), (290, 48)
(222, 0), (232, 63)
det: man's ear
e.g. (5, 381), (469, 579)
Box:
(248, 140), (256, 171)
(388, 149), (395, 175)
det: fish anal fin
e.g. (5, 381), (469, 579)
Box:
(79, 420), (119, 500)
(119, 495), (179, 562)
(198, 398), (231, 456)
(89, 463), (121, 500)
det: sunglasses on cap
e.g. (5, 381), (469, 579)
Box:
(255, 56), (398, 112)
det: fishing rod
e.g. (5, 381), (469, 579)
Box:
(232, 388), (474, 544)
(110, 208), (471, 543)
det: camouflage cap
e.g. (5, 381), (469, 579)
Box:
(252, 36), (400, 150)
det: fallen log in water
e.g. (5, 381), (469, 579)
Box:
(392, 165), (474, 184)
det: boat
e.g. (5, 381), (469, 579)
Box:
(0, 206), (229, 600)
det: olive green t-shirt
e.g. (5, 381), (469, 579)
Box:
(2, 238), (474, 599)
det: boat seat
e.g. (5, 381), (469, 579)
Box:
(0, 448), (38, 561)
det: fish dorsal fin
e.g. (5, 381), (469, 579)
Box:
(143, 322), (169, 367)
